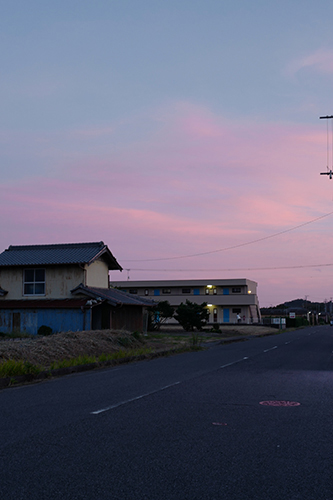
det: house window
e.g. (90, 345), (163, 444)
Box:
(129, 289), (137, 294)
(232, 308), (241, 314)
(213, 288), (217, 295)
(144, 289), (149, 296)
(162, 289), (171, 294)
(23, 269), (45, 295)
(182, 288), (191, 294)
(232, 287), (241, 293)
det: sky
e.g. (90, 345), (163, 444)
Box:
(2, 1), (333, 307)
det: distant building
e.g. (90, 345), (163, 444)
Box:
(112, 279), (261, 324)
(0, 242), (154, 335)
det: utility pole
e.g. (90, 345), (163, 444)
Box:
(320, 115), (333, 178)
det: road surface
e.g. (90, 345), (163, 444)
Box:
(1, 326), (332, 499)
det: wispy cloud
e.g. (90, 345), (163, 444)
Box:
(286, 48), (333, 78)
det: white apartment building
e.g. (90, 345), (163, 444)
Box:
(111, 279), (261, 324)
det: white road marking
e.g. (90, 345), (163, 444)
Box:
(220, 357), (248, 369)
(263, 346), (278, 353)
(285, 341), (291, 344)
(91, 381), (180, 415)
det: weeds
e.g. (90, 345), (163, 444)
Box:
(0, 359), (41, 378)
(190, 333), (203, 350)
(49, 347), (153, 370)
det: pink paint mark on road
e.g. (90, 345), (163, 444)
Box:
(259, 401), (301, 407)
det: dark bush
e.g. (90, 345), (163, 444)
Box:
(37, 325), (53, 336)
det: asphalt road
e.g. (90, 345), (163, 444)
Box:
(1, 326), (333, 499)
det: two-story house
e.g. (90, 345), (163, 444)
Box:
(112, 279), (261, 324)
(0, 242), (154, 335)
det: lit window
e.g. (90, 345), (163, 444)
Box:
(23, 269), (45, 295)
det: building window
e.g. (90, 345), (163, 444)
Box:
(213, 288), (217, 294)
(182, 288), (191, 294)
(232, 308), (241, 314)
(232, 287), (241, 293)
(23, 269), (45, 295)
(162, 289), (171, 294)
(129, 289), (137, 294)
(144, 289), (149, 296)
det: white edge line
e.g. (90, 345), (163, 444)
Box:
(91, 381), (181, 415)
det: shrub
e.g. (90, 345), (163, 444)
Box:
(175, 300), (209, 331)
(38, 325), (53, 336)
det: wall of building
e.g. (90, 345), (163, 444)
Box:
(112, 279), (261, 324)
(0, 265), (85, 300)
(0, 307), (91, 335)
(85, 260), (109, 288)
(110, 305), (144, 331)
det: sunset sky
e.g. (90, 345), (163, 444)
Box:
(2, 1), (333, 307)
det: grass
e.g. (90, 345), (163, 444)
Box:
(0, 359), (42, 378)
(49, 347), (153, 370)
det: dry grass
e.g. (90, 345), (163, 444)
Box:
(0, 325), (279, 370)
(0, 330), (145, 368)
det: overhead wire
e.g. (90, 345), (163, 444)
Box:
(123, 263), (333, 273)
(121, 210), (333, 262)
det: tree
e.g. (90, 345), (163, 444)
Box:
(174, 300), (209, 331)
(151, 300), (174, 330)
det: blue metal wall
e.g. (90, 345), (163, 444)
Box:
(0, 308), (92, 335)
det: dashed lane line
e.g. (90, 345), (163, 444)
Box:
(91, 381), (181, 415)
(263, 346), (278, 353)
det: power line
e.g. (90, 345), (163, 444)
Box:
(122, 210), (333, 262)
(122, 262), (333, 273)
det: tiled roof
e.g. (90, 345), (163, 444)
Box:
(0, 242), (122, 270)
(71, 284), (155, 307)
